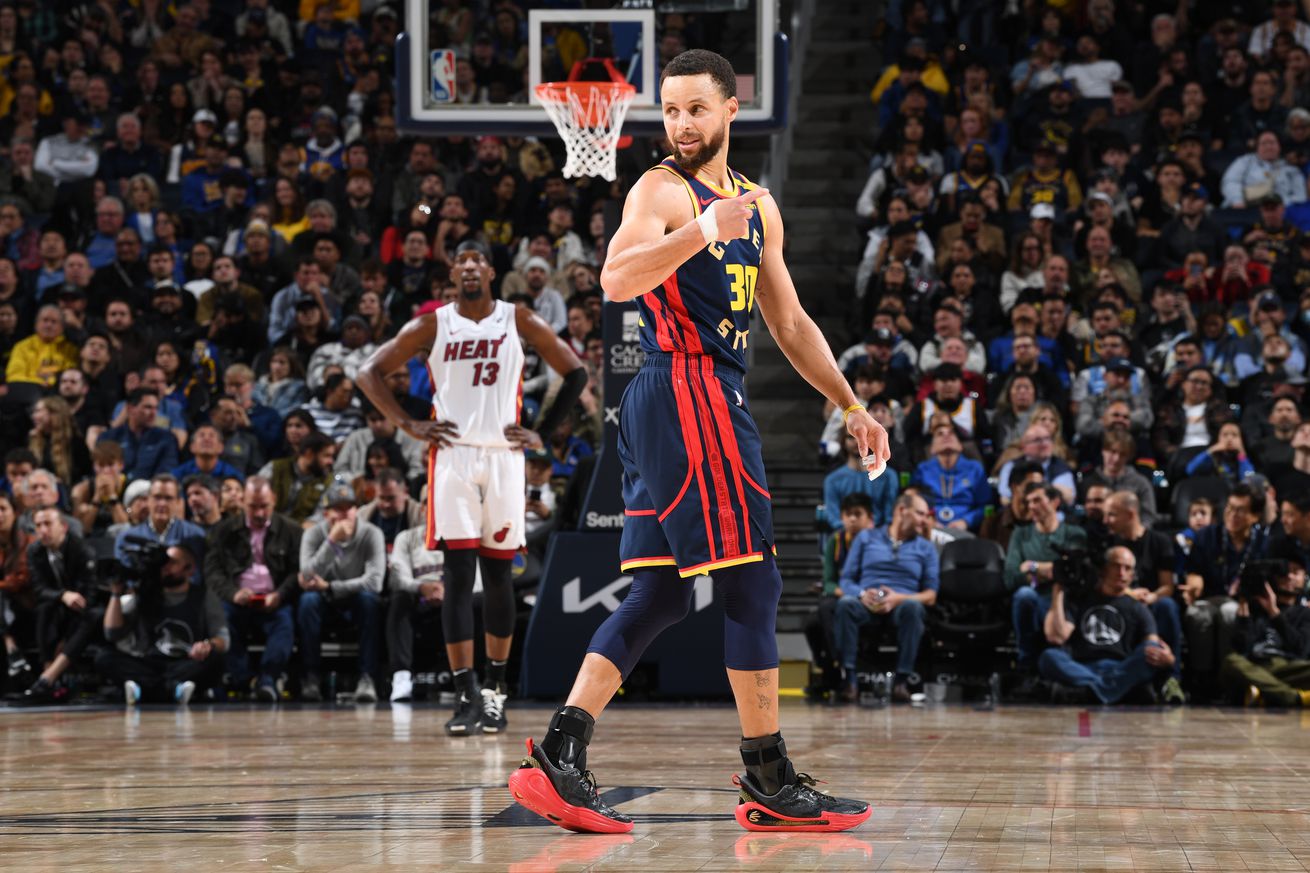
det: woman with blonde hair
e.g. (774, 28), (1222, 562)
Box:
(125, 173), (162, 244)
(990, 401), (1073, 474)
(29, 396), (89, 486)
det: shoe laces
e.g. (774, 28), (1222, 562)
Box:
(577, 769), (619, 813)
(791, 773), (829, 800)
(481, 687), (505, 720)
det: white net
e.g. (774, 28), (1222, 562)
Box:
(535, 82), (636, 182)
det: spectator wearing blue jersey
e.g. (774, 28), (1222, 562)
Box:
(173, 425), (245, 484)
(181, 136), (233, 216)
(912, 424), (990, 531)
(1184, 420), (1255, 486)
(824, 432), (899, 531)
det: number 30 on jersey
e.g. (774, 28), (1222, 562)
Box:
(726, 264), (757, 312)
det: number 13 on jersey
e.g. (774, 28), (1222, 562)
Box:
(726, 264), (757, 312)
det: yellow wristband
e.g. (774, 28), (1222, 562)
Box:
(841, 403), (864, 422)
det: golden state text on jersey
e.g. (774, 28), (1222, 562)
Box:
(635, 158), (767, 372)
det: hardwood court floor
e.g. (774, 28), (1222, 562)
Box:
(1, 701), (1309, 872)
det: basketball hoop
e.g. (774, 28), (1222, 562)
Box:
(535, 68), (636, 182)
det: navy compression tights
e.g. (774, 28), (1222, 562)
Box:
(586, 553), (783, 677)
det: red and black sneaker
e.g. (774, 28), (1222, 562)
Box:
(732, 771), (871, 833)
(507, 738), (634, 834)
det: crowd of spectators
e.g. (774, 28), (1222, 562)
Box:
(0, 0), (614, 705)
(812, 0), (1310, 707)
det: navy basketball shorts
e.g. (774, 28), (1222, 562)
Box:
(618, 352), (775, 578)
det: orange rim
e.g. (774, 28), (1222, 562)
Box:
(535, 80), (635, 130)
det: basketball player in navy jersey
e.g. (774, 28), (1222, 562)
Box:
(509, 50), (890, 833)
(358, 242), (585, 736)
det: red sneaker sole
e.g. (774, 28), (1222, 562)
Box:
(734, 801), (871, 833)
(508, 767), (635, 834)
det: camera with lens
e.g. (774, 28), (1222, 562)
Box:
(1239, 559), (1285, 602)
(113, 534), (170, 594)
(1053, 543), (1100, 600)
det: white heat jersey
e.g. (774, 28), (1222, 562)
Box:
(428, 300), (524, 447)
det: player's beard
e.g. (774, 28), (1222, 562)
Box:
(460, 276), (485, 300)
(672, 122), (726, 173)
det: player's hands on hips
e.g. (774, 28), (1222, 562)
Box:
(845, 408), (891, 479)
(699, 187), (769, 243)
(504, 424), (544, 451)
(404, 418), (459, 448)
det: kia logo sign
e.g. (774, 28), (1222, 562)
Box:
(561, 575), (713, 614)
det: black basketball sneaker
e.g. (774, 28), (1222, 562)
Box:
(444, 684), (482, 735)
(507, 739), (634, 834)
(732, 770), (871, 832)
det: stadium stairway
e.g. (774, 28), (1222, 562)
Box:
(746, 1), (880, 636)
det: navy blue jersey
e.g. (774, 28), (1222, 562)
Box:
(635, 158), (767, 373)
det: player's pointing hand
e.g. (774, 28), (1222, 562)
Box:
(405, 419), (459, 448)
(698, 187), (769, 243)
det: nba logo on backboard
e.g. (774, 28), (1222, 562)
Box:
(621, 311), (640, 342)
(430, 50), (457, 104)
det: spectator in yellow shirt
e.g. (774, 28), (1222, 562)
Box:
(6, 304), (78, 388)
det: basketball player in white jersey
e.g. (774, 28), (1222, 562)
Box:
(358, 241), (586, 734)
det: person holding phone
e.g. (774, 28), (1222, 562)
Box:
(204, 476), (303, 702)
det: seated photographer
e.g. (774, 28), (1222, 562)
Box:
(113, 474), (207, 576)
(204, 477), (302, 702)
(1181, 482), (1269, 699)
(1221, 555), (1310, 707)
(1102, 491), (1186, 703)
(386, 524), (445, 703)
(1039, 546), (1178, 704)
(296, 482), (386, 703)
(832, 492), (939, 704)
(1005, 482), (1088, 672)
(22, 508), (101, 702)
(97, 544), (228, 706)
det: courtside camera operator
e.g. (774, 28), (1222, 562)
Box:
(1038, 545), (1177, 704)
(1220, 556), (1310, 707)
(94, 543), (228, 706)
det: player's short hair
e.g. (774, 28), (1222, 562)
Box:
(455, 240), (490, 261)
(661, 49), (737, 100)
